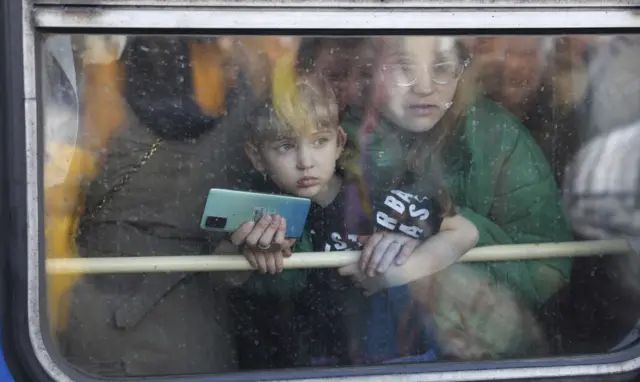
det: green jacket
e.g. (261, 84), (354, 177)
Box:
(341, 98), (573, 308)
(341, 98), (573, 358)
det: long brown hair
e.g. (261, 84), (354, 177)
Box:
(360, 36), (479, 216)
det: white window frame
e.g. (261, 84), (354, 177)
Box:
(27, 0), (640, 7)
(24, 1), (640, 381)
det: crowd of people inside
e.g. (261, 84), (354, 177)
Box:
(41, 33), (640, 377)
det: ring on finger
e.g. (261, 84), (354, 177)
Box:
(258, 242), (271, 250)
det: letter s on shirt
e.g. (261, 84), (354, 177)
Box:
(409, 204), (430, 220)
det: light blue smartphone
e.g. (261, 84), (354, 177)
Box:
(200, 188), (312, 239)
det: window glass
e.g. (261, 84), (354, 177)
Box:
(41, 33), (640, 378)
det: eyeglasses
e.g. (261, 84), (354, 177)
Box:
(380, 60), (468, 87)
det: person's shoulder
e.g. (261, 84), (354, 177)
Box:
(460, 98), (555, 180)
(465, 97), (528, 136)
(458, 97), (532, 152)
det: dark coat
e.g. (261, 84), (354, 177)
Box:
(60, 37), (256, 377)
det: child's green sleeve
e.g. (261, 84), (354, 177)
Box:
(241, 229), (315, 297)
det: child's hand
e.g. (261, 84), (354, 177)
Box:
(358, 232), (420, 277)
(230, 214), (295, 274)
(338, 262), (413, 296)
(241, 242), (295, 274)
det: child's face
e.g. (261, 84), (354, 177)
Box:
(246, 126), (347, 201)
(382, 37), (461, 133)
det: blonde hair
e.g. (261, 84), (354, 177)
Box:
(248, 75), (340, 146)
(245, 49), (340, 146)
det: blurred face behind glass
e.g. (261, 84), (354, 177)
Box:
(312, 40), (357, 113)
(471, 37), (547, 116)
(501, 37), (546, 114)
(381, 37), (463, 133)
(308, 38), (374, 112)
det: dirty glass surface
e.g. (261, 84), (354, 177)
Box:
(41, 34), (640, 378)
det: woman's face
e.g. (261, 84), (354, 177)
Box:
(382, 37), (461, 133)
(312, 40), (372, 112)
(472, 37), (546, 117)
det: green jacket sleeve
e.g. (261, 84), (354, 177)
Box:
(452, 100), (573, 307)
(242, 229), (315, 297)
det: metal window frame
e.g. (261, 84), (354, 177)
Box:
(25, 0), (640, 8)
(23, 1), (640, 381)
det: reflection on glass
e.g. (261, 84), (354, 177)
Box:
(40, 34), (640, 378)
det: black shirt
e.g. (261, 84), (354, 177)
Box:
(307, 178), (444, 251)
(307, 183), (371, 252)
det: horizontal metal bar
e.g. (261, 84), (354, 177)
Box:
(28, 0), (640, 8)
(33, 7), (640, 30)
(47, 239), (630, 274)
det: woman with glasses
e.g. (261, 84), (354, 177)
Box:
(338, 36), (573, 361)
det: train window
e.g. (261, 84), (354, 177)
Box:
(15, 1), (640, 382)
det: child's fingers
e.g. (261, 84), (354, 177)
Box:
(339, 263), (368, 286)
(394, 240), (419, 266)
(359, 234), (383, 273)
(242, 247), (258, 269)
(245, 215), (273, 247)
(375, 242), (403, 274)
(273, 216), (286, 245)
(229, 220), (255, 246)
(257, 215), (282, 250)
(265, 252), (278, 274)
(281, 238), (296, 257)
(255, 252), (268, 273)
(275, 253), (284, 273)
(338, 262), (359, 277)
(367, 236), (400, 277)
